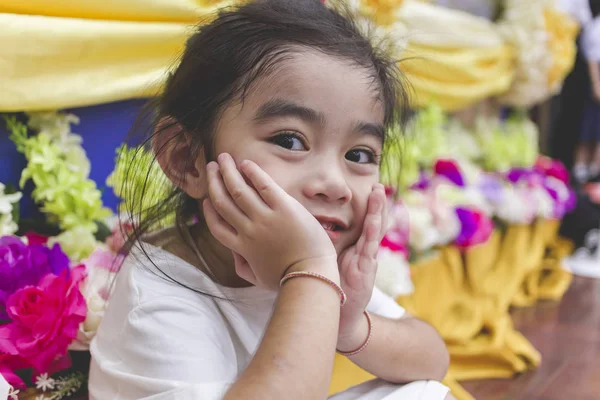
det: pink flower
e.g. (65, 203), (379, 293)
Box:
(535, 156), (569, 184)
(0, 354), (27, 389)
(105, 222), (134, 254)
(83, 247), (125, 273)
(0, 266), (87, 374)
(380, 231), (409, 259)
(434, 159), (465, 187)
(454, 207), (494, 248)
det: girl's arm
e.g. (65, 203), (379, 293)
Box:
(224, 260), (341, 400)
(206, 155), (344, 400)
(589, 60), (600, 103)
(337, 312), (449, 383)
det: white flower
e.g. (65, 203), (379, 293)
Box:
(35, 373), (56, 392)
(376, 248), (414, 298)
(69, 246), (118, 350)
(35, 396), (48, 400)
(406, 205), (440, 252)
(429, 198), (461, 246)
(0, 213), (19, 236)
(532, 186), (555, 219)
(0, 183), (21, 215)
(495, 186), (534, 224)
(27, 111), (80, 141)
(8, 387), (19, 400)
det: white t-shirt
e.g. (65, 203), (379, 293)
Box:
(583, 17), (600, 62)
(89, 244), (448, 400)
(558, 0), (592, 26)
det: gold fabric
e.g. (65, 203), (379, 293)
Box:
(0, 0), (516, 112)
(330, 222), (573, 400)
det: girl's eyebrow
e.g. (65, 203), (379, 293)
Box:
(353, 121), (384, 143)
(254, 98), (384, 142)
(254, 98), (326, 127)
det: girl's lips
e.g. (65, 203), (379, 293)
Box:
(314, 216), (348, 243)
(325, 229), (342, 242)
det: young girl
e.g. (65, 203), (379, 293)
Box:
(89, 1), (452, 399)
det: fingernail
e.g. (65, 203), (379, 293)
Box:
(217, 153), (227, 163)
(207, 161), (218, 170)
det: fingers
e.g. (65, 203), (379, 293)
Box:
(218, 153), (270, 218)
(378, 185), (389, 239)
(203, 198), (239, 251)
(207, 161), (250, 230)
(357, 185), (385, 263)
(233, 252), (258, 285)
(239, 159), (285, 208)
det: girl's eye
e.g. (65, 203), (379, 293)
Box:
(268, 132), (306, 151)
(345, 149), (378, 164)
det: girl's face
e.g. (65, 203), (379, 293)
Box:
(211, 50), (385, 254)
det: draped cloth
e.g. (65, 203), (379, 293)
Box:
(0, 0), (572, 112)
(330, 220), (573, 400)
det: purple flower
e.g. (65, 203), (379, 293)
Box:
(434, 159), (465, 187)
(455, 207), (494, 248)
(478, 174), (505, 206)
(505, 168), (544, 187)
(0, 236), (70, 320)
(410, 171), (431, 191)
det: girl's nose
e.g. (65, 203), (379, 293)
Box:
(302, 164), (352, 203)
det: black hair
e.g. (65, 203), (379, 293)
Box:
(121, 0), (411, 292)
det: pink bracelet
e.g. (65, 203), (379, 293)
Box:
(336, 311), (373, 356)
(279, 271), (347, 306)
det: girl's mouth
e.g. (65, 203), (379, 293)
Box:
(314, 216), (348, 242)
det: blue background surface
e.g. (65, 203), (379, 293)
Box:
(0, 99), (147, 218)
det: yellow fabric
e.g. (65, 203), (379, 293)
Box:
(395, 1), (516, 111)
(0, 13), (191, 111)
(0, 0), (517, 112)
(512, 221), (573, 307)
(329, 355), (475, 400)
(401, 43), (515, 111)
(317, 223), (575, 399)
(544, 8), (580, 90)
(0, 0), (238, 22)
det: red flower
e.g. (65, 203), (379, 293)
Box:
(23, 232), (49, 246)
(0, 266), (87, 374)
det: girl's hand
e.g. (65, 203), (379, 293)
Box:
(203, 153), (338, 290)
(336, 184), (387, 350)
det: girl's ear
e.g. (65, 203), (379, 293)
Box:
(153, 116), (207, 199)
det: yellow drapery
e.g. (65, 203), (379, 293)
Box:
(330, 220), (573, 400)
(0, 0), (515, 112)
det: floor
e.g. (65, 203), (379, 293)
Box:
(461, 276), (600, 400)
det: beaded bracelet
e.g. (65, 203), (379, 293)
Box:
(279, 271), (347, 306)
(336, 311), (373, 357)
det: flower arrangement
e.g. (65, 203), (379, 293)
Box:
(496, 0), (578, 107)
(0, 184), (21, 237)
(377, 106), (576, 269)
(5, 114), (111, 238)
(1, 112), (127, 399)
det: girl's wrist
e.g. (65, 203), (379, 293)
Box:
(284, 257), (340, 284)
(336, 311), (371, 353)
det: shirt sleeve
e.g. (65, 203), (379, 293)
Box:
(365, 286), (405, 319)
(89, 296), (237, 400)
(583, 19), (600, 62)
